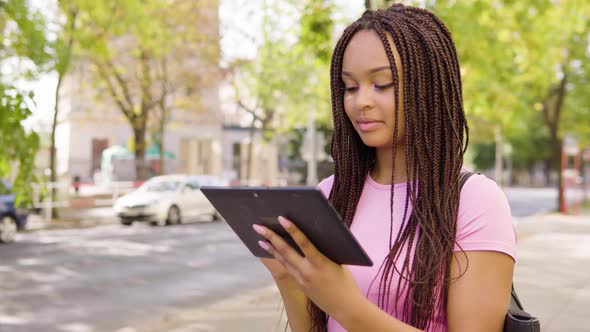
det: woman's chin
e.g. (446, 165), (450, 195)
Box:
(359, 136), (391, 148)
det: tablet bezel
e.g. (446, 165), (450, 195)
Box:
(200, 186), (373, 267)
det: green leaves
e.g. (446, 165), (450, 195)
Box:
(0, 84), (39, 205)
(432, 0), (590, 162)
(229, 0), (334, 138)
(0, 0), (50, 69)
(0, 0), (48, 205)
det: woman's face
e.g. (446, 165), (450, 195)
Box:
(341, 29), (404, 149)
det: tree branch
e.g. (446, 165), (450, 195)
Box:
(105, 57), (135, 111)
(237, 99), (263, 123)
(93, 59), (134, 121)
(554, 67), (568, 129)
(139, 48), (154, 116)
(56, 1), (78, 75)
(157, 57), (169, 116)
(542, 65), (568, 139)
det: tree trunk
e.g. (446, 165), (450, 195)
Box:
(157, 108), (165, 175)
(542, 70), (567, 211)
(49, 73), (64, 219)
(157, 59), (168, 176)
(48, 4), (78, 220)
(133, 125), (149, 180)
(158, 131), (164, 175)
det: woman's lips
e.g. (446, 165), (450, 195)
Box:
(357, 121), (382, 132)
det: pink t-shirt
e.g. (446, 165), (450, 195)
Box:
(317, 172), (516, 332)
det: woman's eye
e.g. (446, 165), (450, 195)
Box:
(375, 82), (394, 90)
(345, 86), (358, 92)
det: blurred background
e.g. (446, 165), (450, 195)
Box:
(0, 0), (588, 331)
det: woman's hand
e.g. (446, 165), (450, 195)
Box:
(253, 217), (364, 317)
(259, 257), (292, 282)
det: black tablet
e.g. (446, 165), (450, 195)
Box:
(200, 186), (373, 267)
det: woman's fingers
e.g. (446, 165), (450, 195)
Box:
(253, 224), (305, 268)
(277, 216), (325, 265)
(258, 241), (301, 279)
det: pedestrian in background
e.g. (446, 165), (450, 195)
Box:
(253, 3), (515, 332)
(72, 175), (81, 196)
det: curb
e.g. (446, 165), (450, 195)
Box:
(23, 214), (119, 232)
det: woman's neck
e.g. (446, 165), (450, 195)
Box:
(370, 144), (408, 185)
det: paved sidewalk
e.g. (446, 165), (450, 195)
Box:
(140, 211), (590, 332)
(138, 286), (287, 332)
(24, 207), (118, 231)
(512, 212), (590, 332)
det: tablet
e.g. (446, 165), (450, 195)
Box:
(200, 186), (373, 267)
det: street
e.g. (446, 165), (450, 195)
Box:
(0, 222), (272, 332)
(504, 187), (557, 217)
(0, 186), (577, 331)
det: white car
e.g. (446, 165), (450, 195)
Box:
(113, 174), (224, 226)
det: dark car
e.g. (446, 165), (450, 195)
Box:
(0, 193), (29, 243)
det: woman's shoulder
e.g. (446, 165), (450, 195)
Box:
(459, 173), (509, 213)
(456, 172), (516, 260)
(317, 175), (335, 197)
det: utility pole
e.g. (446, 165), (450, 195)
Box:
(495, 124), (504, 186)
(306, 110), (318, 186)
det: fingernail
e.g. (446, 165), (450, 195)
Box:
(253, 224), (266, 235)
(278, 216), (292, 229)
(258, 240), (271, 251)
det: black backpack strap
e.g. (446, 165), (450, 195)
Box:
(510, 284), (525, 310)
(459, 171), (476, 190)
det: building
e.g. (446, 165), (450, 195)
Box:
(53, 0), (281, 186)
(54, 1), (224, 183)
(221, 125), (280, 186)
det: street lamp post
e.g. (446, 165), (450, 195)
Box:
(306, 110), (318, 186)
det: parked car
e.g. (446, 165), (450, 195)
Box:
(113, 174), (224, 226)
(0, 193), (29, 243)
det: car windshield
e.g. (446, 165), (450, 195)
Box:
(141, 180), (181, 192)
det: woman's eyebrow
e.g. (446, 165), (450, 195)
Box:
(341, 65), (391, 76)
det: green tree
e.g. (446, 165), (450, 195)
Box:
(0, 86), (39, 204)
(72, 0), (173, 180)
(147, 0), (220, 175)
(227, 0), (334, 182)
(286, 0), (334, 128)
(372, 1), (590, 197)
(0, 0), (49, 204)
(69, 0), (219, 180)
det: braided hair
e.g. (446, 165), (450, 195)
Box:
(308, 4), (469, 331)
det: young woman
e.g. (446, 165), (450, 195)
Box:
(252, 4), (516, 332)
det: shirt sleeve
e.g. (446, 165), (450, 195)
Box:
(454, 174), (517, 261)
(316, 175), (335, 198)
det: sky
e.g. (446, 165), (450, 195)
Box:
(24, 0), (365, 129)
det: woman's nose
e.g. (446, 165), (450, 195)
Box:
(356, 86), (375, 110)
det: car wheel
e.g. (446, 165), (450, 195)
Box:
(0, 216), (18, 243)
(120, 218), (133, 226)
(211, 211), (221, 222)
(166, 205), (181, 225)
(149, 217), (166, 227)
